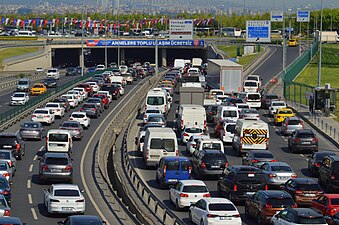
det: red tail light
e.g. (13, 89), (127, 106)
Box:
(144, 114), (147, 118)
(64, 166), (72, 171)
(233, 184), (238, 192)
(291, 174), (297, 178)
(203, 193), (211, 197)
(163, 165), (166, 177)
(201, 162), (206, 169)
(295, 190), (303, 194)
(0, 190), (9, 195)
(15, 143), (20, 151)
(269, 174), (277, 178)
(270, 159), (277, 162)
(252, 159), (259, 163)
(207, 214), (219, 218)
(179, 193), (189, 197)
(69, 118), (73, 120)
(331, 175), (336, 180)
(316, 191), (324, 195)
(225, 162), (229, 167)
(292, 204), (297, 208)
(265, 204), (272, 208)
(42, 165), (49, 171)
(183, 133), (189, 137)
(265, 184), (268, 190)
(294, 138), (301, 143)
(204, 120), (206, 129)
(4, 209), (10, 216)
(8, 161), (13, 167)
(3, 173), (10, 178)
(233, 214), (241, 218)
(188, 166), (192, 174)
(80, 108), (84, 111)
(209, 112), (213, 115)
(312, 138), (318, 142)
(329, 208), (337, 215)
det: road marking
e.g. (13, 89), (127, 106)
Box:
(27, 179), (31, 189)
(80, 79), (143, 223)
(28, 194), (33, 204)
(29, 164), (33, 172)
(252, 47), (278, 74)
(299, 154), (308, 160)
(33, 155), (38, 161)
(31, 208), (38, 220)
(38, 146), (44, 151)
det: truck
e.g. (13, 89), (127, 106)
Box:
(180, 87), (204, 105)
(206, 59), (243, 93)
(181, 74), (203, 88)
(192, 58), (203, 68)
(174, 59), (185, 68)
(320, 31), (339, 43)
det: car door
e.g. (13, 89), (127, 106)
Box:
(192, 199), (204, 223)
(283, 180), (295, 196)
(170, 182), (180, 203)
(276, 210), (289, 225)
(44, 186), (52, 205)
(156, 159), (164, 180)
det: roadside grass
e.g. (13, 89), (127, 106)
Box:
(217, 45), (263, 67)
(0, 47), (40, 65)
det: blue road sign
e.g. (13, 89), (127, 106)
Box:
(246, 20), (271, 43)
(297, 11), (310, 22)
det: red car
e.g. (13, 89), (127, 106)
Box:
(77, 83), (93, 97)
(311, 194), (339, 216)
(214, 119), (224, 137)
(92, 94), (109, 109)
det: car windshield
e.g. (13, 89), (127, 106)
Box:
(253, 152), (274, 158)
(271, 166), (292, 172)
(0, 152), (10, 159)
(185, 128), (203, 133)
(62, 122), (80, 128)
(244, 81), (258, 87)
(48, 133), (68, 142)
(45, 157), (69, 165)
(146, 110), (161, 114)
(48, 69), (57, 73)
(208, 203), (236, 211)
(148, 117), (164, 122)
(150, 139), (175, 152)
(223, 110), (237, 117)
(248, 94), (260, 100)
(0, 179), (8, 188)
(147, 96), (164, 105)
(297, 217), (326, 224)
(45, 78), (56, 82)
(13, 93), (25, 97)
(226, 125), (236, 133)
(72, 114), (85, 118)
(296, 183), (321, 191)
(34, 110), (48, 114)
(54, 189), (80, 197)
(183, 185), (208, 193)
(273, 102), (285, 106)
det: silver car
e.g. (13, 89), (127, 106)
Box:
(260, 162), (297, 187)
(242, 150), (276, 168)
(39, 152), (73, 183)
(59, 121), (83, 140)
(18, 121), (45, 140)
(239, 108), (260, 120)
(0, 151), (16, 175)
(0, 194), (10, 217)
(281, 116), (304, 136)
(0, 162), (13, 184)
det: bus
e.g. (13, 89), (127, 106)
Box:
(221, 27), (242, 37)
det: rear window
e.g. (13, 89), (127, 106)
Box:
(83, 104), (96, 108)
(150, 139), (175, 152)
(166, 161), (179, 170)
(235, 173), (266, 183)
(202, 143), (222, 150)
(62, 122), (80, 128)
(13, 93), (25, 97)
(267, 198), (294, 207)
(271, 166), (292, 172)
(330, 198), (339, 205)
(244, 81), (258, 87)
(185, 128), (203, 133)
(295, 183), (321, 191)
(181, 161), (192, 170)
(45, 157), (68, 165)
(33, 85), (43, 88)
(253, 152), (274, 158)
(0, 179), (8, 189)
(223, 110), (237, 117)
(54, 190), (80, 197)
(34, 110), (48, 114)
(0, 136), (16, 145)
(297, 132), (315, 138)
(146, 110), (161, 114)
(147, 96), (164, 105)
(279, 110), (293, 114)
(148, 117), (164, 122)
(202, 154), (226, 163)
(288, 120), (301, 125)
(22, 122), (39, 128)
(272, 102), (285, 106)
(226, 124), (236, 133)
(48, 133), (69, 142)
(46, 104), (59, 108)
(183, 185), (208, 193)
(297, 217), (326, 224)
(247, 94), (260, 100)
(0, 152), (10, 159)
(247, 76), (259, 81)
(71, 114), (85, 118)
(208, 203), (236, 211)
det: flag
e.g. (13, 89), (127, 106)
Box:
(21, 20), (25, 29)
(16, 19), (21, 27)
(5, 18), (9, 25)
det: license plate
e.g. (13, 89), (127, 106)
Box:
(245, 192), (255, 196)
(37, 116), (43, 119)
(168, 179), (177, 182)
(211, 165), (220, 168)
(62, 207), (73, 211)
(302, 142), (311, 144)
(3, 145), (12, 148)
(304, 194), (316, 197)
(51, 169), (62, 172)
(220, 217), (231, 220)
(150, 155), (160, 158)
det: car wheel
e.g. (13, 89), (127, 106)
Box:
(200, 219), (204, 225)
(17, 153), (22, 160)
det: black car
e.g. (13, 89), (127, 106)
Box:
(308, 151), (336, 177)
(0, 133), (25, 160)
(87, 98), (104, 113)
(0, 177), (11, 205)
(43, 77), (58, 88)
(80, 103), (100, 118)
(261, 93), (280, 109)
(75, 66), (83, 75)
(66, 67), (77, 76)
(319, 155), (339, 191)
(217, 165), (267, 203)
(206, 105), (219, 123)
(58, 215), (106, 225)
(52, 97), (71, 112)
(192, 149), (228, 179)
(101, 84), (120, 100)
(288, 129), (319, 153)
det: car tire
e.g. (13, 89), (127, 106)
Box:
(200, 219), (204, 225)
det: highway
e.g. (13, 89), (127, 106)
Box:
(126, 45), (338, 225)
(5, 76), (147, 224)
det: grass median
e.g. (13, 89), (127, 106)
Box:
(0, 47), (40, 65)
(217, 45), (263, 67)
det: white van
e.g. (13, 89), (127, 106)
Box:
(176, 104), (206, 131)
(174, 59), (185, 68)
(196, 138), (224, 153)
(215, 106), (239, 124)
(219, 120), (237, 143)
(246, 75), (261, 87)
(243, 80), (259, 93)
(143, 127), (178, 167)
(232, 119), (269, 156)
(145, 88), (168, 116)
(46, 129), (73, 153)
(16, 30), (35, 37)
(238, 92), (261, 109)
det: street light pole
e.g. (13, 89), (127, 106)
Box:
(117, 0), (120, 66)
(282, 0), (286, 71)
(330, 4), (334, 31)
(318, 0), (323, 87)
(155, 32), (159, 77)
(104, 13), (107, 68)
(81, 0), (84, 76)
(243, 0), (246, 15)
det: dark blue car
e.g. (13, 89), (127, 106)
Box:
(156, 156), (192, 188)
(0, 177), (11, 205)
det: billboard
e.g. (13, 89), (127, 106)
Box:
(297, 11), (310, 22)
(169, 19), (193, 40)
(85, 39), (204, 47)
(271, 10), (284, 22)
(246, 20), (271, 43)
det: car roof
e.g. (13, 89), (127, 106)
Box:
(291, 208), (323, 216)
(0, 217), (22, 223)
(205, 197), (233, 204)
(179, 180), (206, 186)
(62, 121), (81, 125)
(201, 149), (224, 154)
(161, 156), (190, 162)
(250, 150), (274, 154)
(44, 152), (69, 158)
(288, 178), (318, 184)
(52, 184), (79, 190)
(68, 215), (102, 222)
(296, 129), (313, 134)
(315, 151), (336, 156)
(261, 190), (292, 198)
(230, 165), (261, 172)
(264, 162), (290, 166)
(71, 112), (86, 115)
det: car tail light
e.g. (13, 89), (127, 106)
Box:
(50, 199), (60, 202)
(64, 166), (72, 171)
(179, 193), (189, 197)
(265, 184), (268, 190)
(312, 138), (318, 142)
(292, 204), (297, 208)
(331, 175), (336, 180)
(144, 114), (147, 118)
(207, 214), (219, 218)
(92, 108), (96, 111)
(203, 193), (211, 197)
(32, 115), (36, 118)
(3, 173), (10, 178)
(225, 162), (229, 167)
(4, 209), (10, 216)
(183, 133), (189, 137)
(291, 174), (297, 178)
(15, 143), (20, 150)
(246, 97), (248, 102)
(233, 184), (238, 192)
(314, 162), (321, 167)
(176, 150), (178, 156)
(0, 190), (9, 195)
(42, 165), (49, 171)
(232, 214), (241, 218)
(163, 165), (166, 177)
(294, 138), (301, 143)
(329, 208), (337, 214)
(270, 159), (277, 162)
(201, 162), (206, 169)
(57, 109), (60, 112)
(69, 118), (73, 120)
(295, 190), (303, 194)
(80, 108), (84, 111)
(269, 174), (277, 178)
(209, 112), (213, 115)
(204, 120), (206, 129)
(188, 166), (192, 174)
(252, 159), (259, 163)
(8, 161), (13, 167)
(265, 204), (272, 208)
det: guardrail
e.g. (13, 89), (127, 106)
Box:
(0, 71), (47, 88)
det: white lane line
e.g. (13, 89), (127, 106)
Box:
(80, 80), (142, 223)
(28, 194), (33, 204)
(29, 164), (33, 172)
(38, 146), (44, 152)
(27, 179), (31, 189)
(33, 155), (38, 161)
(31, 208), (38, 220)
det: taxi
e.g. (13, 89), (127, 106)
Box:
(274, 108), (294, 125)
(30, 83), (47, 95)
(161, 79), (175, 86)
(288, 39), (298, 47)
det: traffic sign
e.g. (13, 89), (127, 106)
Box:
(297, 11), (310, 22)
(246, 20), (271, 43)
(271, 11), (284, 22)
(169, 19), (193, 40)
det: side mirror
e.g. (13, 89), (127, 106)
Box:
(42, 188), (47, 192)
(80, 189), (85, 193)
(102, 221), (107, 225)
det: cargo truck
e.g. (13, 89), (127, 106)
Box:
(206, 59), (243, 93)
(320, 31), (339, 43)
(179, 87), (204, 105)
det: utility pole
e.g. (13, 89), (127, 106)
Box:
(282, 0), (287, 71)
(318, 0), (323, 87)
(81, 0), (84, 76)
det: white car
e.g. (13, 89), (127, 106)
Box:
(43, 184), (85, 215)
(143, 109), (162, 123)
(46, 68), (60, 79)
(270, 208), (327, 225)
(10, 92), (29, 105)
(61, 94), (79, 108)
(69, 112), (90, 128)
(186, 135), (210, 154)
(97, 91), (112, 103)
(189, 198), (242, 225)
(96, 64), (105, 71)
(86, 82), (100, 93)
(269, 101), (287, 116)
(31, 108), (55, 124)
(116, 84), (125, 95)
(36, 67), (44, 72)
(170, 180), (210, 210)
(67, 90), (83, 102)
(72, 87), (88, 100)
(44, 102), (65, 118)
(235, 103), (250, 113)
(181, 126), (204, 144)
